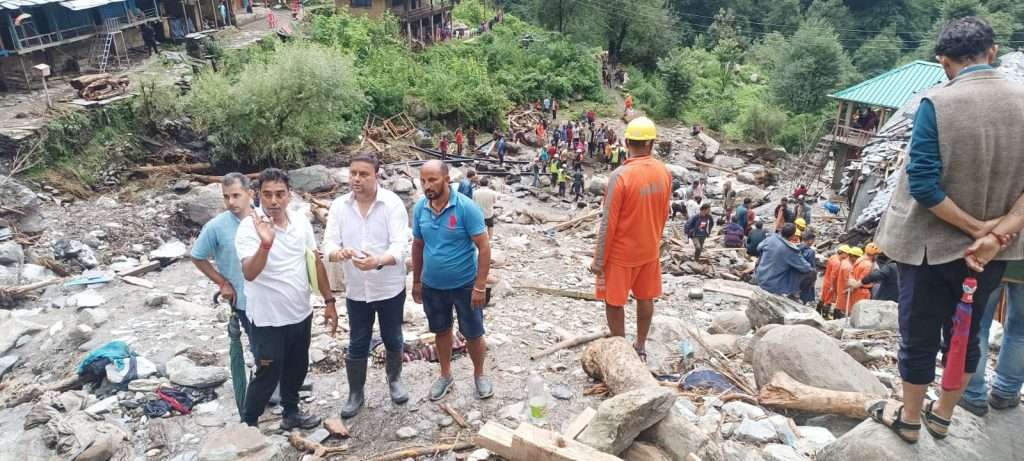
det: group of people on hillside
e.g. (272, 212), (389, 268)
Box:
(529, 107), (627, 201)
(189, 156), (502, 429)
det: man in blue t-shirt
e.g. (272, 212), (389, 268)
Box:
(412, 160), (493, 401)
(191, 172), (253, 333)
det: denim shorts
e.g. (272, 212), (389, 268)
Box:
(422, 283), (485, 339)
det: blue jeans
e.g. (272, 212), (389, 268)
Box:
(346, 290), (406, 360)
(964, 283), (1024, 403)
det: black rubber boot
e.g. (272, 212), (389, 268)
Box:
(386, 351), (409, 404)
(280, 410), (321, 430)
(340, 358), (366, 418)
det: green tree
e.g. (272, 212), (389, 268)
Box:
(854, 31), (904, 76)
(765, 0), (803, 34)
(453, 0), (493, 27)
(190, 43), (369, 166)
(770, 18), (856, 113)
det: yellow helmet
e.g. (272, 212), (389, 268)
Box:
(625, 116), (657, 141)
(795, 218), (807, 230)
(844, 246), (864, 257)
(838, 244), (850, 254)
(865, 242), (881, 256)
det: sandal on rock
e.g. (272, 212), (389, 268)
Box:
(633, 344), (647, 363)
(921, 400), (951, 439)
(869, 400), (921, 444)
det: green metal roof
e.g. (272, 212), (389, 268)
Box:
(829, 60), (947, 110)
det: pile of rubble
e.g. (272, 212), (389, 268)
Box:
(69, 74), (130, 102)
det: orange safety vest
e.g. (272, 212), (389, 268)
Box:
(849, 258), (875, 310)
(821, 254), (842, 304)
(835, 259), (854, 314)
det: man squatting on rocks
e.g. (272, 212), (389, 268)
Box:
(237, 168), (336, 429)
(590, 117), (671, 361)
(323, 154), (411, 418)
(412, 159), (494, 400)
(872, 16), (1024, 443)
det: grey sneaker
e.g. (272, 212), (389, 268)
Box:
(957, 398), (989, 417)
(475, 375), (494, 399)
(429, 375), (455, 401)
(989, 392), (1021, 410)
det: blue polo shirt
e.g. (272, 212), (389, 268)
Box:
(191, 211), (246, 310)
(413, 187), (487, 290)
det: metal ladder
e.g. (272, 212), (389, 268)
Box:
(90, 19), (131, 72)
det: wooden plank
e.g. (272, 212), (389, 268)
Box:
(530, 330), (609, 361)
(118, 261), (162, 277)
(510, 423), (624, 461)
(562, 407), (597, 441)
(476, 421), (514, 453)
(121, 275), (154, 289)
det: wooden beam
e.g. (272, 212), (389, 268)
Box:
(117, 261), (162, 277)
(702, 280), (756, 299)
(758, 371), (880, 419)
(530, 330), (609, 361)
(477, 422), (623, 461)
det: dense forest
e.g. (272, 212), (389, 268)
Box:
(504, 0), (1024, 150)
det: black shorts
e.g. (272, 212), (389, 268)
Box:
(484, 217), (494, 228)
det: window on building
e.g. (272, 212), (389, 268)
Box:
(391, 0), (403, 7)
(351, 0), (373, 7)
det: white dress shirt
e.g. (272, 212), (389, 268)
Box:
(322, 187), (409, 302)
(236, 209), (317, 327)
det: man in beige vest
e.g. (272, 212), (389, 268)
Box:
(872, 17), (1024, 443)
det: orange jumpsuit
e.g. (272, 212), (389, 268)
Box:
(834, 259), (854, 315)
(820, 254), (842, 304)
(849, 257), (875, 311)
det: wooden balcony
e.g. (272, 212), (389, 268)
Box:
(824, 124), (876, 148)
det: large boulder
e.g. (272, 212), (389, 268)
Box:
(181, 183), (224, 226)
(665, 164), (688, 180)
(0, 177), (43, 232)
(166, 356), (229, 389)
(638, 410), (724, 461)
(0, 241), (24, 265)
(589, 175), (609, 195)
(849, 300), (899, 330)
(752, 325), (887, 396)
(709, 311), (752, 335)
(817, 407), (1023, 461)
(577, 386), (677, 455)
(199, 423), (282, 461)
(0, 319), (44, 355)
(746, 288), (815, 329)
(288, 165), (336, 193)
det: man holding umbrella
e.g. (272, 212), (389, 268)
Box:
(190, 172), (263, 418)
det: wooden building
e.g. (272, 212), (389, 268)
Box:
(338, 0), (453, 44)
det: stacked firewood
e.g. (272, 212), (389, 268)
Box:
(69, 73), (129, 101)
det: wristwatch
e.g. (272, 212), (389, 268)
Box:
(376, 263), (384, 271)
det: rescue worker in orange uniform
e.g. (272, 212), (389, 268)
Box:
(847, 243), (881, 313)
(819, 244), (850, 316)
(834, 246), (863, 318)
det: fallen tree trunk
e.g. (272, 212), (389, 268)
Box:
(531, 330), (610, 361)
(757, 371), (878, 419)
(133, 163), (212, 175)
(367, 442), (474, 461)
(544, 209), (601, 233)
(581, 337), (658, 395)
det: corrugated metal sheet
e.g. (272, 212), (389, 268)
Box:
(830, 61), (948, 110)
(0, 0), (63, 10)
(61, 0), (123, 10)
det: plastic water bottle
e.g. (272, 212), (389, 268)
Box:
(527, 372), (548, 425)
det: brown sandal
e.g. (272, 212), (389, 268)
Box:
(921, 400), (951, 439)
(870, 400), (921, 444)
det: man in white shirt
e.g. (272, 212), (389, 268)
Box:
(322, 154), (410, 418)
(472, 177), (499, 239)
(236, 168), (336, 430)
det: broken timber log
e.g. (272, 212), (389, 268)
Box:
(515, 286), (597, 301)
(757, 371), (879, 419)
(530, 330), (610, 361)
(581, 337), (658, 395)
(367, 442), (475, 461)
(132, 163), (212, 175)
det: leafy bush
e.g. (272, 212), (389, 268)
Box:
(776, 112), (826, 155)
(735, 101), (787, 144)
(189, 43), (368, 166)
(453, 0), (492, 27)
